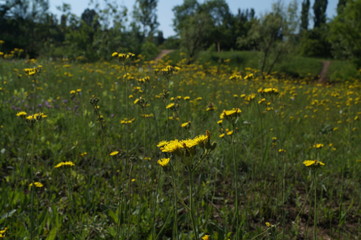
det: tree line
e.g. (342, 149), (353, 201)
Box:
(0, 0), (360, 66)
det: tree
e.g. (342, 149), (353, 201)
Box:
(300, 0), (310, 31)
(1, 0), (49, 21)
(313, 0), (328, 28)
(179, 11), (213, 59)
(173, 0), (199, 35)
(133, 0), (159, 39)
(337, 0), (347, 15)
(238, 1), (294, 76)
(329, 0), (361, 66)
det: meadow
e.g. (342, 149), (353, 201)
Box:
(0, 54), (361, 239)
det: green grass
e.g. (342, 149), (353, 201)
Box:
(168, 50), (361, 82)
(0, 57), (361, 239)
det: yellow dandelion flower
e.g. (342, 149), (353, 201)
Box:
(313, 143), (324, 149)
(157, 158), (170, 167)
(16, 111), (27, 117)
(166, 103), (175, 109)
(278, 149), (286, 153)
(303, 160), (325, 167)
(0, 227), (8, 238)
(109, 151), (119, 156)
(160, 139), (184, 153)
(120, 118), (135, 124)
(193, 134), (209, 145)
(157, 141), (168, 148)
(26, 115), (36, 121)
(54, 161), (75, 168)
(29, 182), (44, 188)
(220, 108), (241, 119)
(202, 235), (210, 240)
(258, 87), (279, 95)
(181, 121), (191, 128)
(226, 129), (233, 135)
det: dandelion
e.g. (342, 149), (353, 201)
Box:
(54, 161), (75, 168)
(220, 108), (241, 119)
(109, 151), (119, 156)
(166, 103), (176, 109)
(120, 118), (135, 124)
(313, 143), (324, 149)
(24, 67), (38, 76)
(29, 182), (44, 188)
(16, 111), (27, 117)
(181, 121), (191, 128)
(278, 148), (286, 153)
(0, 227), (8, 238)
(201, 235), (210, 240)
(157, 158), (170, 167)
(303, 160), (325, 167)
(80, 152), (88, 157)
(258, 87), (279, 95)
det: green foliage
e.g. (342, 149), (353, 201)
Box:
(329, 0), (361, 67)
(140, 41), (159, 60)
(313, 0), (328, 28)
(133, 0), (159, 38)
(328, 60), (360, 82)
(301, 0), (310, 31)
(298, 28), (332, 58)
(0, 58), (360, 239)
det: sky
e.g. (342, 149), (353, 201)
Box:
(49, 0), (339, 37)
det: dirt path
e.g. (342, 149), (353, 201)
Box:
(319, 60), (331, 83)
(154, 49), (174, 61)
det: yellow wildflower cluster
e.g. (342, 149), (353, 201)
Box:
(157, 133), (210, 156)
(258, 87), (279, 95)
(70, 89), (82, 95)
(303, 160), (325, 167)
(26, 113), (47, 121)
(29, 182), (44, 188)
(156, 65), (181, 74)
(219, 128), (234, 138)
(312, 143), (324, 149)
(220, 108), (241, 120)
(17, 112), (47, 121)
(137, 76), (150, 84)
(241, 93), (257, 102)
(229, 73), (242, 80)
(24, 66), (41, 76)
(120, 118), (135, 125)
(112, 52), (135, 60)
(54, 161), (75, 168)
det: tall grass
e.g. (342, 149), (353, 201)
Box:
(0, 56), (360, 239)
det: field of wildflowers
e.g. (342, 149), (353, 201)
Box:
(0, 53), (360, 239)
